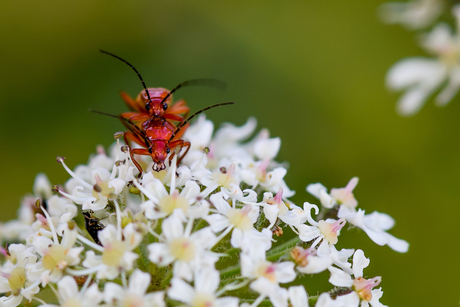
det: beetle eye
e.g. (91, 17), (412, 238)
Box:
(145, 104), (150, 111)
(166, 147), (170, 154)
(162, 102), (168, 111)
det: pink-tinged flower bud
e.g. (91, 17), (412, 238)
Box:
(353, 276), (382, 301)
(114, 131), (124, 139)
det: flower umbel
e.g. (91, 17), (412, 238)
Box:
(0, 116), (408, 307)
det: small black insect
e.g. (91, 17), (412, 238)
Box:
(83, 210), (105, 246)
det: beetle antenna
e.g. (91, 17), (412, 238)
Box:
(91, 109), (145, 137)
(169, 102), (234, 141)
(99, 50), (152, 103)
(90, 109), (120, 119)
(90, 109), (135, 126)
(160, 79), (227, 106)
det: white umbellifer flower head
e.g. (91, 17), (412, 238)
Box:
(0, 116), (406, 307)
(386, 7), (460, 115)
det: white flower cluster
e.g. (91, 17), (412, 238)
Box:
(380, 0), (460, 115)
(0, 116), (408, 307)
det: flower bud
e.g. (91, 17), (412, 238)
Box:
(56, 156), (65, 163)
(114, 131), (124, 139)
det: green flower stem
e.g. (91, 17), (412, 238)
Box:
(225, 247), (240, 256)
(136, 235), (151, 272)
(239, 298), (272, 306)
(160, 268), (173, 289)
(266, 236), (300, 261)
(309, 295), (318, 305)
(193, 218), (207, 232)
(220, 263), (241, 280)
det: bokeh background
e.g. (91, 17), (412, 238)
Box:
(1, 0), (458, 305)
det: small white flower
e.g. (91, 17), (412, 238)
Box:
(104, 269), (164, 307)
(58, 157), (127, 211)
(82, 223), (141, 280)
(262, 188), (290, 229)
(204, 192), (270, 257)
(290, 246), (332, 274)
(241, 254), (296, 307)
(39, 275), (102, 307)
(308, 178), (409, 253)
(296, 202), (346, 255)
(288, 286), (309, 307)
(141, 175), (205, 220)
(168, 267), (238, 307)
(31, 226), (83, 285)
(307, 177), (358, 210)
(328, 250), (386, 307)
(315, 292), (343, 307)
(339, 209), (409, 253)
(148, 210), (218, 281)
(0, 245), (40, 307)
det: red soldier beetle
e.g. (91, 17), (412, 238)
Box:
(99, 50), (226, 126)
(97, 50), (234, 174)
(120, 101), (234, 174)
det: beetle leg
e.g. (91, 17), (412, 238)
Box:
(167, 99), (190, 117)
(177, 141), (191, 165)
(124, 131), (149, 175)
(168, 140), (191, 166)
(120, 91), (144, 113)
(124, 131), (145, 148)
(163, 113), (185, 122)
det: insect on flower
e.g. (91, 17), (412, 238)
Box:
(98, 51), (234, 174)
(83, 210), (105, 245)
(100, 50), (227, 126)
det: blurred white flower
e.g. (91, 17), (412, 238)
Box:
(379, 0), (443, 30)
(387, 8), (460, 115)
(104, 269), (164, 307)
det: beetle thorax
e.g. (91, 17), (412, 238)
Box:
(137, 88), (172, 117)
(144, 122), (174, 142)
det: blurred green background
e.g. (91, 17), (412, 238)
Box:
(1, 0), (458, 305)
